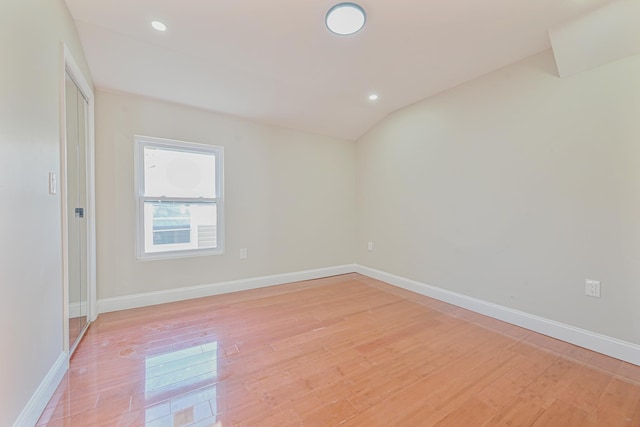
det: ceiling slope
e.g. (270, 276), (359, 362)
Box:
(65, 0), (615, 140)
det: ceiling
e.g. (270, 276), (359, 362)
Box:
(64, 0), (613, 141)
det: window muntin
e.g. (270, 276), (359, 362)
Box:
(136, 136), (224, 259)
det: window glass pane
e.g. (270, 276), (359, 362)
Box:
(144, 146), (216, 198)
(152, 204), (191, 245)
(143, 201), (217, 254)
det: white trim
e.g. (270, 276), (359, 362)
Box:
(59, 44), (70, 361)
(61, 43), (97, 342)
(96, 262), (640, 365)
(355, 265), (640, 366)
(12, 352), (68, 427)
(134, 135), (225, 261)
(98, 265), (357, 313)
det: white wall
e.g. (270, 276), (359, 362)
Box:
(356, 50), (640, 344)
(0, 0), (92, 425)
(95, 91), (356, 299)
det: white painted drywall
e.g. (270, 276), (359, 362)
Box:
(550, 0), (640, 78)
(356, 50), (640, 344)
(95, 91), (356, 299)
(0, 0), (92, 425)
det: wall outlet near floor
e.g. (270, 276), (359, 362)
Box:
(240, 248), (247, 259)
(367, 242), (373, 251)
(585, 279), (601, 298)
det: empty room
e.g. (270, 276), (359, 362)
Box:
(2, 0), (640, 425)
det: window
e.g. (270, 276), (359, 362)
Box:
(135, 136), (224, 259)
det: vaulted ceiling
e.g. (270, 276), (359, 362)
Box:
(64, 0), (613, 140)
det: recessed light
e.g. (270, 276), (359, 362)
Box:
(368, 94), (379, 101)
(326, 3), (366, 36)
(151, 20), (167, 32)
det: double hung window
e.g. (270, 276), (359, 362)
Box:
(135, 136), (224, 259)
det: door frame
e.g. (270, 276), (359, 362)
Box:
(60, 44), (96, 355)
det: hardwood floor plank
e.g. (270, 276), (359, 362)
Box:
(517, 356), (584, 410)
(432, 397), (496, 427)
(477, 364), (533, 410)
(36, 273), (640, 426)
(592, 378), (640, 427)
(555, 363), (612, 420)
(531, 399), (588, 427)
(483, 397), (545, 427)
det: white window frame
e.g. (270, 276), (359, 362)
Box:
(135, 135), (224, 260)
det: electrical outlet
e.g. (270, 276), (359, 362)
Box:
(367, 242), (373, 251)
(585, 279), (601, 298)
(240, 248), (247, 259)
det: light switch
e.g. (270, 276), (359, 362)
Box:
(49, 172), (57, 195)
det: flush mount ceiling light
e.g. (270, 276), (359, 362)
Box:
(368, 94), (379, 101)
(326, 3), (366, 36)
(151, 20), (167, 32)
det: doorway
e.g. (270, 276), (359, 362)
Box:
(65, 71), (88, 352)
(62, 46), (96, 356)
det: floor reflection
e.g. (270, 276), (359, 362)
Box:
(144, 342), (219, 426)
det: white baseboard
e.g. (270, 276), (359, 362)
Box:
(355, 265), (640, 366)
(69, 301), (88, 318)
(96, 262), (640, 365)
(13, 352), (68, 427)
(98, 264), (357, 314)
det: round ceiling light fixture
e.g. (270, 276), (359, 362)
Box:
(326, 3), (366, 36)
(151, 20), (167, 32)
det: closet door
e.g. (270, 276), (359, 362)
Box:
(65, 71), (89, 352)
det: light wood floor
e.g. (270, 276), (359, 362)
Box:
(38, 273), (640, 426)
